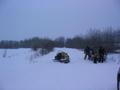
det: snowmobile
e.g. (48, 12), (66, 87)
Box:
(54, 51), (70, 63)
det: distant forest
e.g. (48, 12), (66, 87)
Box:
(0, 28), (120, 53)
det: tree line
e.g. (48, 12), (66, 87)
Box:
(0, 28), (120, 53)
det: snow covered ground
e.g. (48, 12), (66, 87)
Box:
(0, 48), (120, 90)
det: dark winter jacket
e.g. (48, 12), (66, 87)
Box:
(98, 47), (106, 55)
(84, 46), (91, 54)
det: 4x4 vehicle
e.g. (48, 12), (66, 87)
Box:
(54, 52), (70, 63)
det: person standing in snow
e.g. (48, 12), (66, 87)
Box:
(91, 49), (98, 64)
(84, 46), (92, 60)
(98, 46), (106, 63)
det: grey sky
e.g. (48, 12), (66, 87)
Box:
(0, 0), (120, 40)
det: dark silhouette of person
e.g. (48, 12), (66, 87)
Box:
(98, 46), (106, 63)
(92, 49), (98, 64)
(84, 46), (91, 60)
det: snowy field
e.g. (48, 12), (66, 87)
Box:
(0, 48), (120, 90)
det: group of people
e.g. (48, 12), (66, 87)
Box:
(84, 46), (107, 63)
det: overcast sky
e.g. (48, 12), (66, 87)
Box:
(0, 0), (120, 40)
